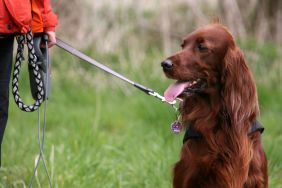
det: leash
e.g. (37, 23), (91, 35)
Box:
(55, 38), (180, 110)
(28, 34), (53, 188)
(12, 34), (179, 186)
(12, 31), (46, 112)
(12, 31), (53, 187)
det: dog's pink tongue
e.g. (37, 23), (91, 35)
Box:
(164, 81), (189, 102)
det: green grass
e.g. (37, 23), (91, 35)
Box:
(0, 41), (282, 187)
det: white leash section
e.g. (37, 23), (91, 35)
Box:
(55, 38), (179, 107)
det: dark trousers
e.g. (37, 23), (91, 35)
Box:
(0, 35), (14, 166)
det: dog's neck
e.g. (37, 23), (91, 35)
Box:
(180, 90), (257, 136)
(180, 92), (221, 123)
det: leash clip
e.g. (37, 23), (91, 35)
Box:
(148, 91), (174, 104)
(148, 91), (181, 111)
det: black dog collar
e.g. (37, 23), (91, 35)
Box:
(183, 120), (264, 144)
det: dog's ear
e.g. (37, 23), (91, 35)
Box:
(221, 47), (259, 125)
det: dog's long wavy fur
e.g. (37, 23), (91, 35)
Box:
(162, 23), (268, 188)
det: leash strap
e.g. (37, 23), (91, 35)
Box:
(28, 37), (53, 188)
(55, 38), (178, 106)
(29, 33), (51, 100)
(12, 30), (45, 112)
(11, 30), (53, 187)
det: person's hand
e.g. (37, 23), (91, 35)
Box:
(45, 31), (56, 48)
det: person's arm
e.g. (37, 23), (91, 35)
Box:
(31, 0), (58, 47)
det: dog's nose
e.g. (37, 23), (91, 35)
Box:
(161, 60), (173, 71)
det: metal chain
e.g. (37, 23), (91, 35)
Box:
(12, 30), (45, 112)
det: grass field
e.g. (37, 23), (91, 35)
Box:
(0, 39), (281, 187)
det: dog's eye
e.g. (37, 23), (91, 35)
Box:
(197, 43), (208, 52)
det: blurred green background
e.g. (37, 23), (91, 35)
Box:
(1, 0), (281, 187)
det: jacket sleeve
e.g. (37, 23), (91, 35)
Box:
(31, 0), (58, 33)
(3, 0), (32, 33)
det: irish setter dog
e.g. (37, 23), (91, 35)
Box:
(161, 23), (268, 188)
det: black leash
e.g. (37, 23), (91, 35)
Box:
(55, 38), (179, 108)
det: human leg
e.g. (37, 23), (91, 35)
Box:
(0, 34), (14, 166)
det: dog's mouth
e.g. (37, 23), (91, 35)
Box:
(164, 79), (207, 102)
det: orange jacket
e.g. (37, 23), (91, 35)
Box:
(0, 0), (58, 33)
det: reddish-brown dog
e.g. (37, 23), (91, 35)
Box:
(161, 23), (268, 188)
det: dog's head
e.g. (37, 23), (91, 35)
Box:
(162, 23), (259, 124)
(162, 23), (235, 102)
